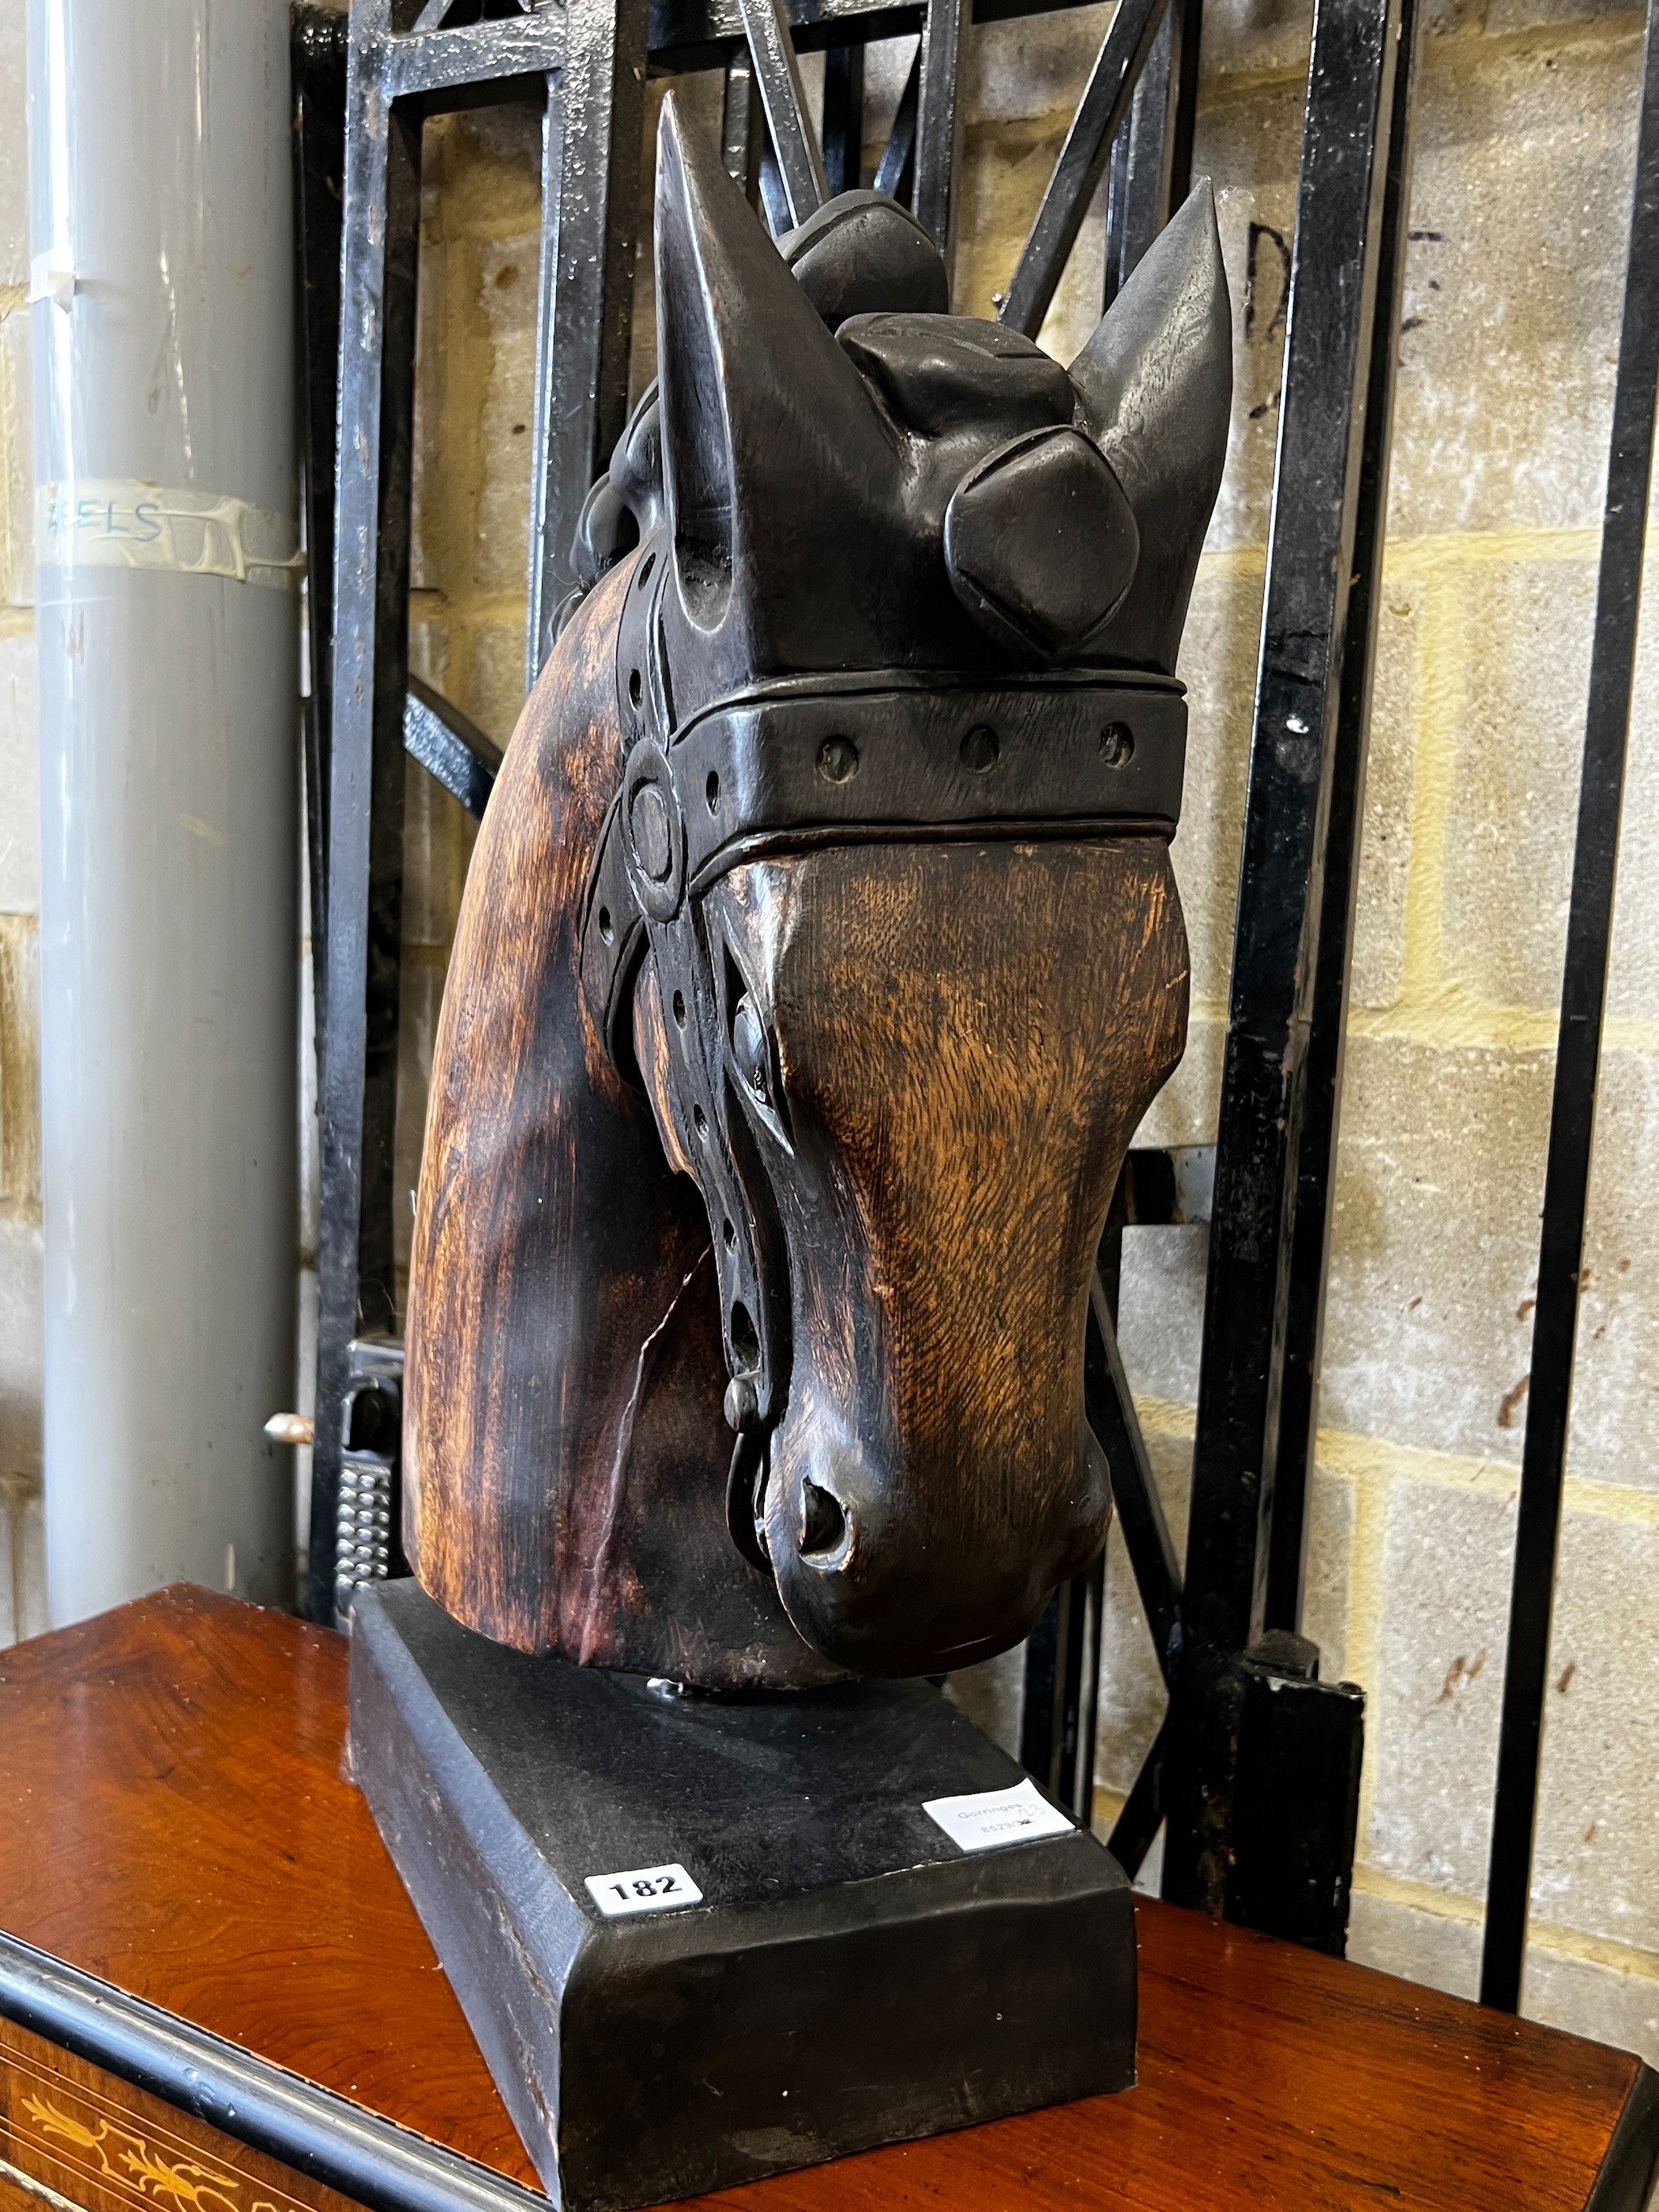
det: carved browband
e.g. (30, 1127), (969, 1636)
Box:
(579, 543), (1189, 1071)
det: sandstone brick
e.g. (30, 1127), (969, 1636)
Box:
(1196, 0), (1311, 81)
(1356, 1484), (1659, 1984)
(1386, 23), (1643, 540)
(472, 230), (538, 601)
(1483, 0), (1645, 43)
(1605, 553), (1659, 1025)
(1118, 1223), (1207, 1407)
(1170, 557), (1261, 1010)
(1, 308), (31, 608)
(0, 1473), (45, 1650)
(1191, 86), (1304, 551)
(963, 6), (1112, 126)
(0, 630), (36, 909)
(1348, 1886), (1482, 2000)
(1320, 1033), (1552, 1462)
(467, 619), (536, 750)
(1133, 1009), (1224, 1153)
(393, 956), (446, 1306)
(401, 753), (477, 953)
(1530, 1508), (1659, 1954)
(1439, 552), (1598, 1014)
(1522, 1942), (1659, 2066)
(0, 909), (37, 1213)
(1349, 581), (1420, 1014)
(0, 0), (22, 288)
(0, 1213), (40, 1488)
(1364, 1478), (1511, 1897)
(1096, 1424), (1191, 1796)
(1569, 1051), (1659, 1489)
(944, 1643), (1024, 1758)
(1304, 1463), (1356, 1681)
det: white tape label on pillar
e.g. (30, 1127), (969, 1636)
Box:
(36, 480), (303, 591)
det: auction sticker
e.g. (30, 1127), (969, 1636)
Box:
(922, 1778), (1074, 1853)
(584, 1863), (704, 1917)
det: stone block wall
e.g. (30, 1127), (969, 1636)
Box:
(4, 0), (1659, 2063)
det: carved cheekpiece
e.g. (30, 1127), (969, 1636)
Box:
(404, 98), (1231, 1690)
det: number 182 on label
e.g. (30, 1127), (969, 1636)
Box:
(583, 1863), (703, 1917)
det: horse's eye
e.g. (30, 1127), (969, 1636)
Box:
(732, 992), (771, 1104)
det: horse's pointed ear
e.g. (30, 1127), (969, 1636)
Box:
(653, 95), (899, 674)
(1068, 180), (1232, 673)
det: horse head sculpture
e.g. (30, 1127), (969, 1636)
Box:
(403, 96), (1231, 1690)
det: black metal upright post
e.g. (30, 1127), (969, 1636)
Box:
(292, 4), (350, 1011)
(1264, 0), (1422, 1631)
(1480, 0), (1659, 2014)
(1161, 0), (1412, 1938)
(313, 7), (427, 1627)
(310, 0), (614, 1627)
(527, 0), (650, 679)
(913, 0), (971, 271)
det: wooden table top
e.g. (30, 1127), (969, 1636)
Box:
(0, 1585), (1648, 2211)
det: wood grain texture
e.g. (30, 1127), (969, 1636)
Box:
(704, 839), (1187, 1674)
(0, 2021), (355, 2212)
(0, 1587), (537, 2188)
(0, 1589), (1644, 2212)
(402, 562), (833, 1690)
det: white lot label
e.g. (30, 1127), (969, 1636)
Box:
(584, 1863), (703, 1917)
(923, 1778), (1074, 1854)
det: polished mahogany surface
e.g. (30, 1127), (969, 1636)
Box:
(0, 1587), (1641, 2210)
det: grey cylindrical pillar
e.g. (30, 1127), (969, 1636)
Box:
(28, 0), (298, 1621)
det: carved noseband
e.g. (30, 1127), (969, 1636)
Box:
(577, 527), (1187, 1569)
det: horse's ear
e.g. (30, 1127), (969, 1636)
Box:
(1068, 180), (1232, 673)
(653, 95), (899, 668)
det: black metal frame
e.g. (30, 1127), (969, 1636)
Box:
(295, 0), (1659, 1994)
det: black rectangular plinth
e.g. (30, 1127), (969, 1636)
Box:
(349, 1580), (1135, 2212)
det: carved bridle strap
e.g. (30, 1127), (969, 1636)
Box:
(578, 529), (1188, 1560)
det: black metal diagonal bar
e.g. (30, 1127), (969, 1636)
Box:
(998, 0), (1169, 339)
(738, 0), (830, 224)
(913, 0), (971, 263)
(1163, 0), (1405, 1916)
(1085, 1271), (1183, 1683)
(404, 680), (502, 820)
(1264, 0), (1422, 1634)
(1480, 0), (1659, 2017)
(1108, 1711), (1169, 1878)
(874, 49), (920, 199)
(526, 0), (649, 677)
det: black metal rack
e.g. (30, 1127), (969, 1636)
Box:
(292, 0), (1659, 1997)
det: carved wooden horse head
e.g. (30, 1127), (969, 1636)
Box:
(403, 97), (1231, 1689)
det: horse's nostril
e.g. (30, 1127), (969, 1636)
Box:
(799, 1481), (848, 1561)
